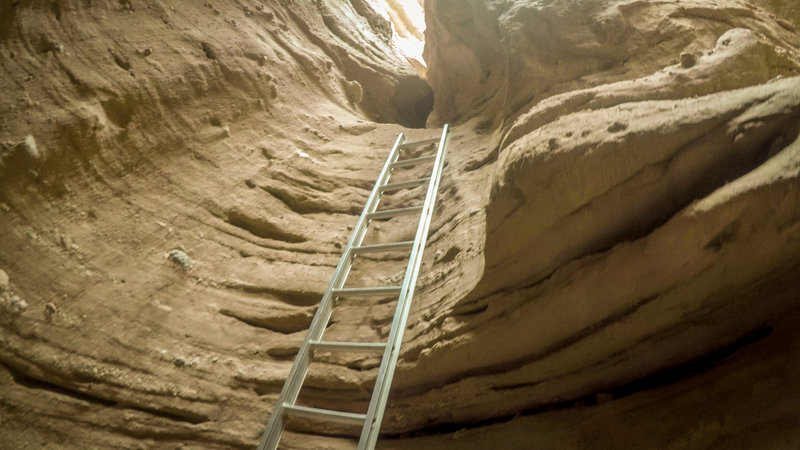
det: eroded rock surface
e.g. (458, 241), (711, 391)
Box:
(1, 0), (799, 449)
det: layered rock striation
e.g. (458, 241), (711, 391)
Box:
(2, 0), (800, 449)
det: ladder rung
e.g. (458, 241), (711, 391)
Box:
(283, 404), (366, 426)
(391, 155), (436, 168)
(353, 241), (414, 254)
(332, 286), (402, 297)
(367, 205), (423, 220)
(310, 341), (386, 353)
(380, 177), (430, 193)
(400, 137), (439, 148)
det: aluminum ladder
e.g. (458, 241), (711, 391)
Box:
(257, 124), (451, 449)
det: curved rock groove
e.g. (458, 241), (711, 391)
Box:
(2, 1), (800, 449)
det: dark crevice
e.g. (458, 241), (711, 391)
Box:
(0, 364), (209, 424)
(207, 221), (332, 256)
(704, 220), (740, 251)
(610, 327), (772, 397)
(260, 184), (362, 215)
(384, 327), (773, 439)
(100, 97), (133, 128)
(219, 308), (312, 334)
(125, 404), (210, 425)
(260, 184), (330, 214)
(200, 41), (218, 60)
(224, 209), (307, 243)
(4, 363), (118, 407)
(110, 50), (131, 71)
(449, 302), (488, 317)
(3, 363), (210, 425)
(248, 379), (284, 397)
(0, 3), (18, 41)
(221, 281), (321, 307)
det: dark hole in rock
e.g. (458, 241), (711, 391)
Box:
(101, 98), (132, 127)
(392, 75), (434, 129)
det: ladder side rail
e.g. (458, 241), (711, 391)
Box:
(358, 125), (451, 450)
(258, 133), (406, 450)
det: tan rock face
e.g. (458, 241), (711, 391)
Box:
(1, 0), (800, 449)
(424, 0), (800, 125)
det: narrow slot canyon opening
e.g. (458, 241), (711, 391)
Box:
(368, 0), (427, 72)
(367, 0), (433, 128)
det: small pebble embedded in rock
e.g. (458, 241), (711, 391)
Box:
(607, 121), (628, 133)
(11, 298), (28, 314)
(45, 302), (57, 319)
(168, 249), (193, 267)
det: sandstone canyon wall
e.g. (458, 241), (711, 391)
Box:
(1, 0), (800, 449)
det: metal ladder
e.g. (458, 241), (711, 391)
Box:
(257, 125), (451, 450)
